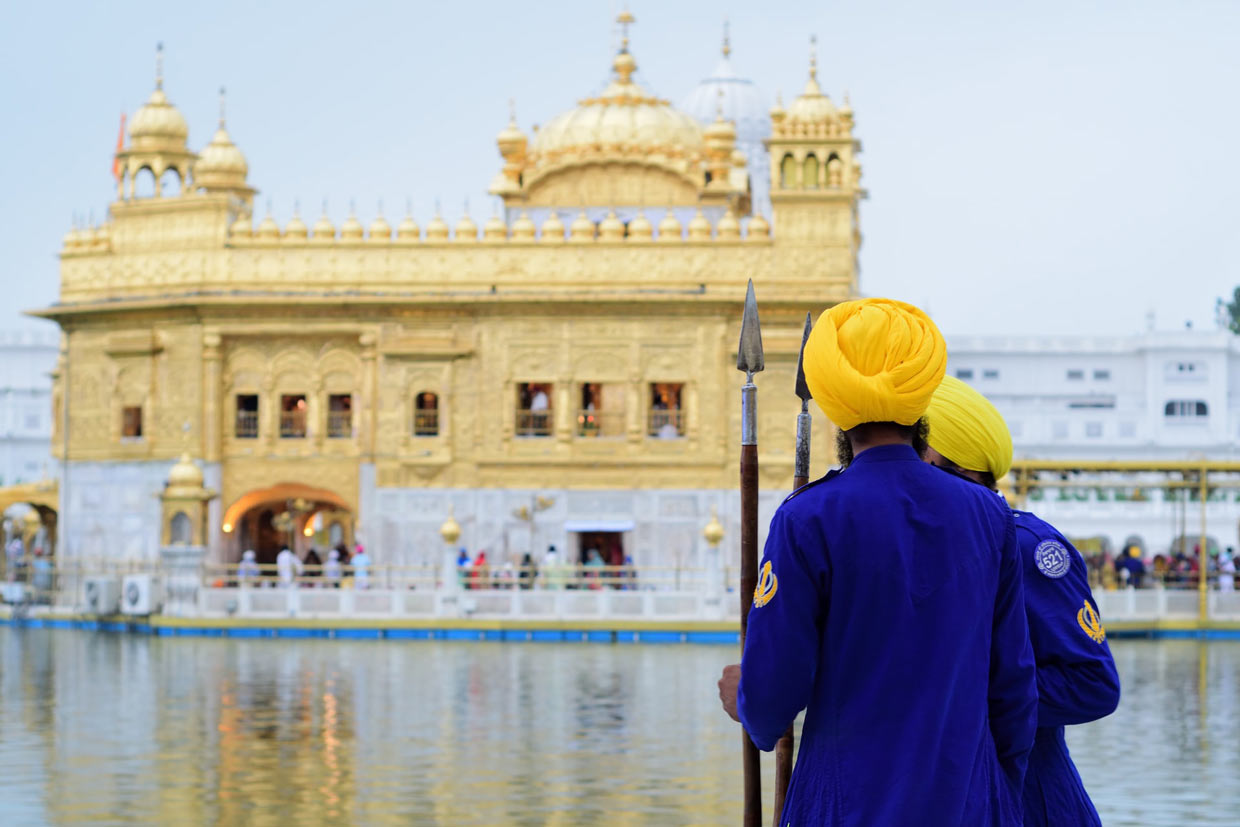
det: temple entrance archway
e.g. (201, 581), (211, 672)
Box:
(0, 481), (60, 575)
(221, 482), (354, 566)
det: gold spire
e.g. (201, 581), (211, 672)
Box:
(218, 86), (226, 128)
(722, 18), (731, 59)
(613, 10), (637, 83)
(803, 35), (823, 96)
(155, 42), (164, 91)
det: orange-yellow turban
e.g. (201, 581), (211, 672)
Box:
(924, 375), (1013, 480)
(803, 298), (947, 431)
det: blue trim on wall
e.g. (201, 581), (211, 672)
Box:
(4, 614), (1234, 643)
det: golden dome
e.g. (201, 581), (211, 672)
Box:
(312, 211), (335, 241)
(229, 214), (252, 238)
(497, 107), (527, 161)
(786, 39), (837, 123)
(396, 213), (420, 242)
(340, 211), (365, 241)
(657, 211), (682, 242)
(717, 207), (740, 240)
(62, 225), (82, 252)
(439, 509), (462, 545)
(628, 210), (653, 242)
(745, 213), (770, 241)
(511, 211), (536, 241)
(194, 92), (249, 193)
(425, 211), (450, 242)
(598, 210), (624, 241)
(569, 211), (595, 243)
(702, 506), (725, 547)
(539, 212), (565, 243)
(769, 92), (786, 124)
(283, 212), (308, 242)
(368, 213), (391, 242)
(688, 208), (712, 241)
(454, 213), (478, 242)
(167, 452), (204, 490)
(130, 87), (190, 150)
(483, 213), (507, 242)
(255, 212), (281, 241)
(527, 15), (704, 163)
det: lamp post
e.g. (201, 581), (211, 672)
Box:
(703, 505), (725, 602)
(440, 506), (462, 592)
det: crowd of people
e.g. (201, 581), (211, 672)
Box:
(454, 545), (638, 591)
(1081, 544), (1238, 590)
(235, 543), (372, 589)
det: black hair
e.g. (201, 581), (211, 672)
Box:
(927, 452), (998, 491)
(834, 419), (930, 469)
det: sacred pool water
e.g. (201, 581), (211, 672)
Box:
(0, 629), (1233, 826)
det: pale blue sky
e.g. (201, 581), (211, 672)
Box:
(2, 0), (1237, 336)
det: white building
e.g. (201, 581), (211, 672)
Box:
(948, 328), (1240, 557)
(0, 330), (58, 487)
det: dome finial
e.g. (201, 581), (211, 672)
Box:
(613, 9), (637, 82)
(155, 42), (164, 91)
(809, 34), (818, 83)
(508, 98), (518, 125)
(218, 86), (226, 128)
(722, 18), (731, 59)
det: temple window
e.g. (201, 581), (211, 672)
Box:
(169, 511), (192, 545)
(516, 382), (553, 437)
(133, 167), (157, 198)
(577, 382), (623, 437)
(779, 154), (796, 188)
(327, 394), (353, 438)
(121, 405), (143, 440)
(648, 383), (684, 438)
(803, 154), (820, 189)
(414, 391), (440, 436)
(235, 394), (259, 438)
(279, 394), (308, 438)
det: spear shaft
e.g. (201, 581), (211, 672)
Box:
(772, 312), (814, 826)
(737, 280), (765, 827)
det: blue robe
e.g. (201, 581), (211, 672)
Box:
(738, 444), (1037, 826)
(1013, 510), (1121, 826)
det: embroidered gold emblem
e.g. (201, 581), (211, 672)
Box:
(753, 560), (778, 608)
(1077, 600), (1106, 644)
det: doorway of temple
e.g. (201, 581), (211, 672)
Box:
(222, 483), (354, 567)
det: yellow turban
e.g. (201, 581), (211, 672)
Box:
(924, 375), (1013, 480)
(803, 298), (947, 431)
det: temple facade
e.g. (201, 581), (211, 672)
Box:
(34, 18), (863, 573)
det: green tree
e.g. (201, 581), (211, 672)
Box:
(1222, 288), (1240, 334)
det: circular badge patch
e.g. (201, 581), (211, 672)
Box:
(1034, 540), (1071, 579)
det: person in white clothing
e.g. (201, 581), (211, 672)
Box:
(275, 547), (302, 588)
(1219, 549), (1236, 593)
(237, 550), (261, 587)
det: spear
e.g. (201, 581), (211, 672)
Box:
(737, 279), (765, 827)
(771, 311), (813, 825)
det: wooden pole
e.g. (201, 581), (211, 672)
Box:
(771, 312), (814, 826)
(737, 280), (765, 827)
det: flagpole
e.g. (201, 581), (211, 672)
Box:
(771, 312), (814, 825)
(737, 280), (765, 827)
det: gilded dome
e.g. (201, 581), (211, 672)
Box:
(425, 212), (450, 242)
(255, 212), (281, 241)
(627, 210), (653, 242)
(129, 87), (190, 150)
(657, 211), (682, 242)
(167, 453), (204, 489)
(229, 214), (252, 238)
(340, 211), (365, 241)
(454, 213), (478, 242)
(539, 212), (565, 243)
(528, 17), (703, 162)
(368, 213), (392, 242)
(786, 40), (837, 123)
(598, 210), (624, 241)
(483, 212), (507, 242)
(283, 212), (308, 242)
(716, 208), (740, 240)
(312, 214), (335, 241)
(195, 126), (248, 190)
(746, 213), (771, 241)
(688, 209), (712, 241)
(396, 213), (420, 242)
(511, 211), (536, 241)
(569, 211), (595, 243)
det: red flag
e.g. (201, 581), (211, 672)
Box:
(112, 113), (126, 181)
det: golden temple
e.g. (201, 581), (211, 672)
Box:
(33, 18), (863, 570)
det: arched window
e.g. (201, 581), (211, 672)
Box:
(169, 511), (192, 545)
(826, 155), (843, 188)
(159, 167), (181, 198)
(134, 167), (157, 198)
(803, 154), (820, 190)
(779, 154), (797, 189)
(414, 391), (439, 436)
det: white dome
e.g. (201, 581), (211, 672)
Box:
(680, 50), (771, 215)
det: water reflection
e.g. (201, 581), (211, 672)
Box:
(1, 630), (1236, 826)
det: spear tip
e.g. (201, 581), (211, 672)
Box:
(795, 311), (813, 402)
(737, 279), (765, 374)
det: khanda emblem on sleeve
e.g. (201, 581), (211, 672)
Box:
(1077, 600), (1106, 644)
(753, 560), (779, 608)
